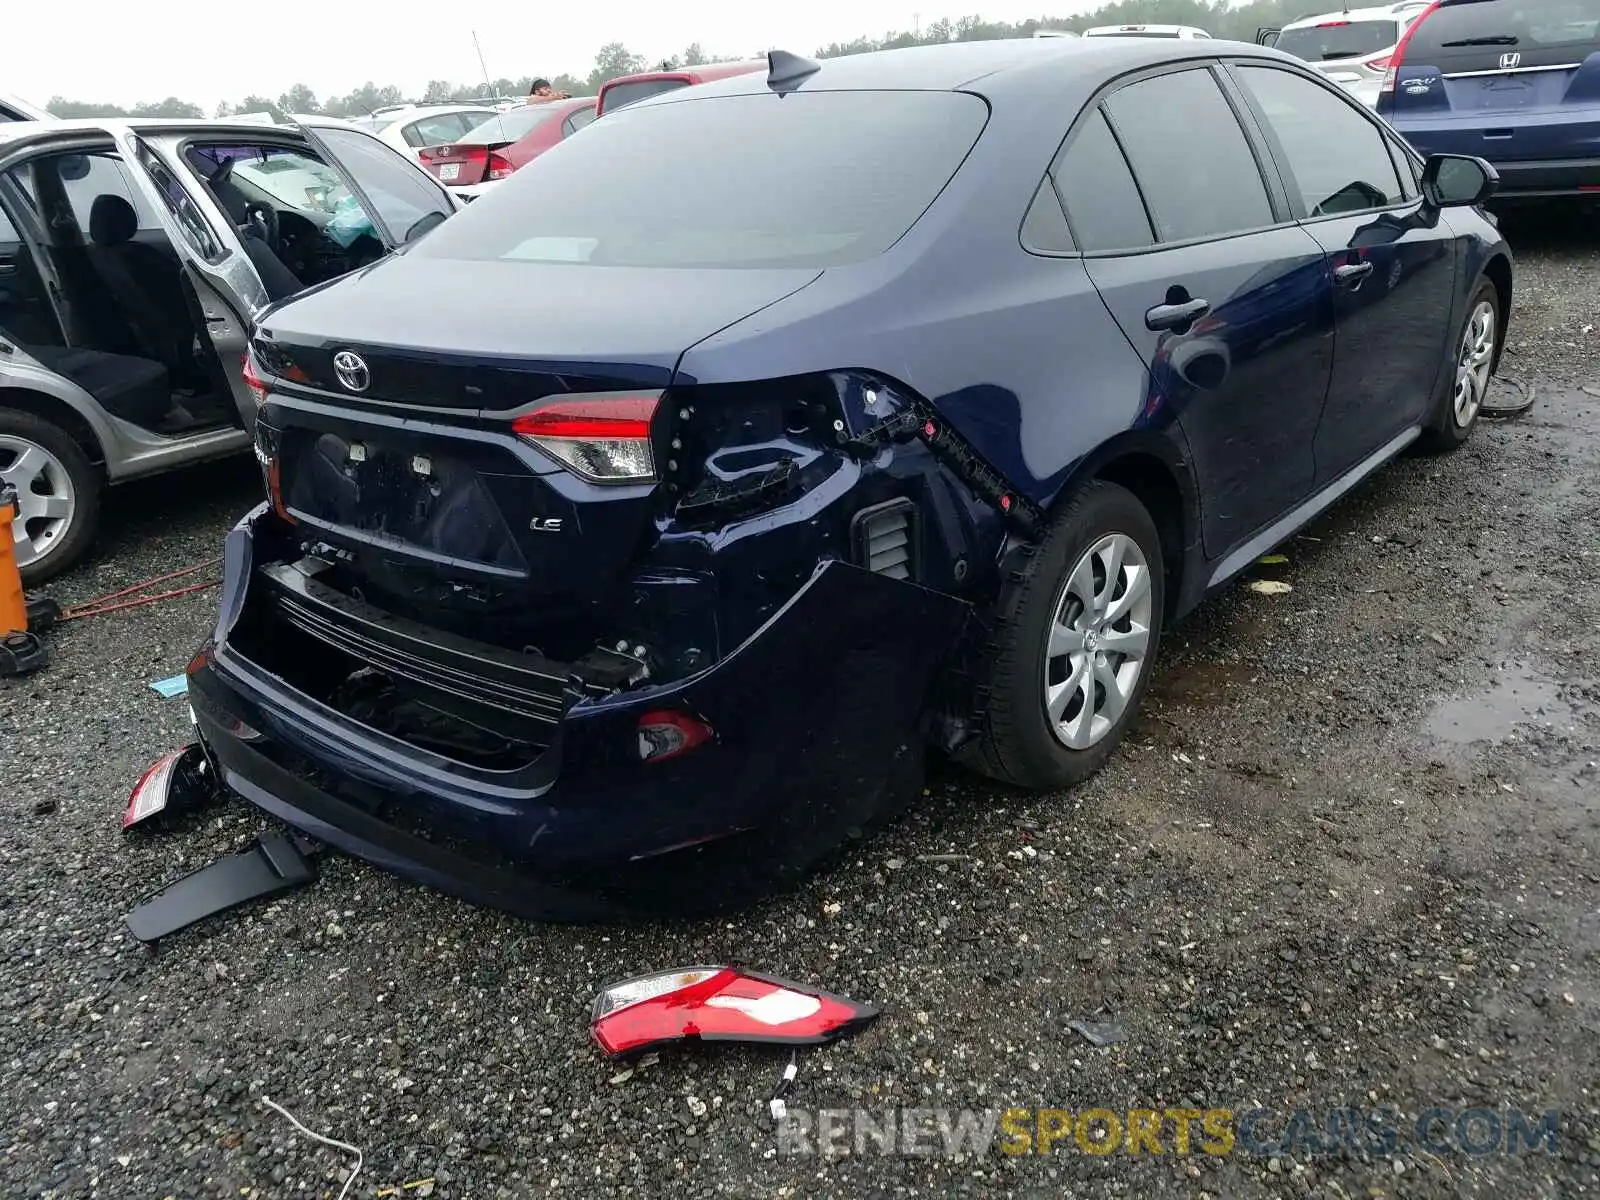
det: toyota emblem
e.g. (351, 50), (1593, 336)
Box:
(332, 350), (370, 393)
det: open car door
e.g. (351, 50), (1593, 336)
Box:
(290, 119), (460, 251)
(1255, 27), (1281, 46)
(110, 126), (270, 430)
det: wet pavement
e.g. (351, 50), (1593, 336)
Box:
(0, 218), (1597, 1199)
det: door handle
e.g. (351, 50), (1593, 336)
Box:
(1334, 262), (1374, 286)
(1144, 297), (1210, 332)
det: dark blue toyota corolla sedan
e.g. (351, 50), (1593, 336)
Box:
(189, 37), (1511, 918)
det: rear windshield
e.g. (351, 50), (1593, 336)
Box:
(599, 78), (689, 113)
(1407, 0), (1600, 59)
(460, 107), (562, 144)
(411, 91), (988, 269)
(1277, 19), (1401, 61)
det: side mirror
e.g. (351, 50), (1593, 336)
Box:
(1421, 154), (1498, 208)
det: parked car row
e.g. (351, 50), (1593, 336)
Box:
(417, 60), (771, 199)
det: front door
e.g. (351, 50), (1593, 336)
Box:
(294, 120), (459, 247)
(1062, 64), (1337, 557)
(1226, 62), (1459, 479)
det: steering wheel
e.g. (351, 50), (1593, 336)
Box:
(244, 201), (281, 252)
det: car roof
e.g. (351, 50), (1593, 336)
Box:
(0, 115), (332, 148)
(627, 38), (1283, 106)
(1281, 2), (1429, 30)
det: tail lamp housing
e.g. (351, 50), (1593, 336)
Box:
(591, 966), (880, 1058)
(511, 392), (662, 483)
(637, 708), (715, 763)
(1380, 1), (1442, 99)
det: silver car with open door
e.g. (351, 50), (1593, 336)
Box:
(0, 116), (458, 583)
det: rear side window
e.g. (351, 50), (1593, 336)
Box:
(562, 106), (598, 137)
(1236, 66), (1404, 216)
(1103, 69), (1274, 243)
(411, 91), (989, 269)
(404, 114), (472, 148)
(1053, 110), (1153, 251)
(1275, 20), (1401, 62)
(1406, 0), (1600, 62)
(600, 79), (689, 114)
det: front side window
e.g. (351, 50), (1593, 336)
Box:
(1236, 66), (1404, 217)
(411, 90), (989, 269)
(308, 126), (454, 243)
(1103, 68), (1274, 243)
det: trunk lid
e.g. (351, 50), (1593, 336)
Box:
(419, 141), (509, 185)
(252, 255), (822, 629)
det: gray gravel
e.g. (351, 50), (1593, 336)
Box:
(3, 215), (1599, 1199)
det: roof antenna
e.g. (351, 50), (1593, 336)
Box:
(766, 49), (821, 92)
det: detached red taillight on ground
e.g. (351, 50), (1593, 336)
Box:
(591, 966), (881, 1058)
(511, 393), (662, 482)
(123, 743), (215, 830)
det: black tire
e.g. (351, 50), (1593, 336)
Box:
(962, 480), (1165, 791)
(1417, 277), (1500, 454)
(0, 409), (102, 586)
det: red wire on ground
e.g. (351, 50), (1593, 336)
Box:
(58, 557), (222, 622)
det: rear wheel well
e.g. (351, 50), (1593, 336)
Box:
(0, 387), (106, 469)
(1482, 254), (1512, 369)
(1093, 453), (1186, 622)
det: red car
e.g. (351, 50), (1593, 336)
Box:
(418, 97), (598, 198)
(595, 60), (766, 116)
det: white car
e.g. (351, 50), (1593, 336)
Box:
(1270, 2), (1434, 108)
(350, 105), (501, 165)
(1082, 24), (1212, 39)
(0, 94), (51, 122)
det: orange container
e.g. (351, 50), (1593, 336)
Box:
(0, 486), (27, 636)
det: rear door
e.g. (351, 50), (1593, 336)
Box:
(1065, 64), (1337, 556)
(294, 120), (460, 246)
(112, 128), (268, 428)
(1382, 0), (1600, 166)
(1230, 61), (1458, 479)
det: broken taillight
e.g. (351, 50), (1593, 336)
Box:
(637, 709), (714, 763)
(241, 351), (268, 406)
(124, 744), (214, 830)
(512, 393), (661, 483)
(591, 966), (880, 1057)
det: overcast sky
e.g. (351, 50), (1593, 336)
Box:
(11, 2), (1101, 109)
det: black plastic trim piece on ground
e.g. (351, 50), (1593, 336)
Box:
(125, 830), (320, 944)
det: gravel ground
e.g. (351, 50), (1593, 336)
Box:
(2, 215), (1598, 1200)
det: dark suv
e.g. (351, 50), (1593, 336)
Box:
(1377, 0), (1600, 202)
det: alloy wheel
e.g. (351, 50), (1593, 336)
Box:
(1042, 532), (1154, 751)
(1453, 299), (1496, 428)
(0, 434), (77, 571)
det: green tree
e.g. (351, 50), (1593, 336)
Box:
(587, 42), (646, 90)
(46, 96), (129, 118)
(278, 84), (320, 115)
(230, 95), (286, 121)
(682, 42), (708, 66)
(129, 97), (205, 118)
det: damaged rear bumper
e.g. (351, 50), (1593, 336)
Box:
(188, 506), (969, 920)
